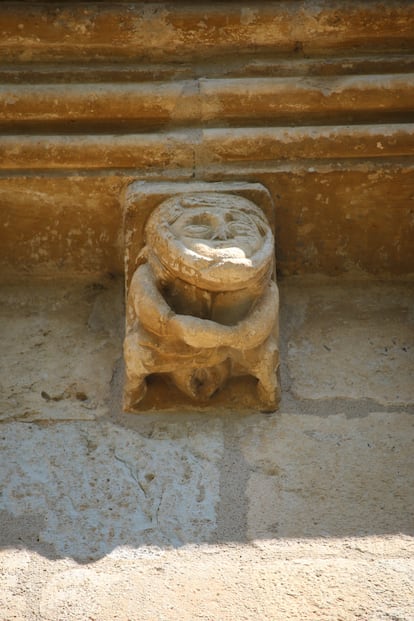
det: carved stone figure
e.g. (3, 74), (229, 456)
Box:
(124, 192), (279, 410)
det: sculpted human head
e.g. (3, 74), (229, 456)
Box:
(144, 193), (274, 292)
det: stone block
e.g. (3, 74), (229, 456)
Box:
(285, 281), (414, 405)
(239, 411), (414, 540)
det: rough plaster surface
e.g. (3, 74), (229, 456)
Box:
(0, 278), (413, 620)
(286, 281), (414, 405)
(0, 280), (123, 421)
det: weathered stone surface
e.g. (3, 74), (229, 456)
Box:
(200, 124), (414, 165)
(0, 175), (128, 278)
(2, 54), (414, 86)
(18, 551), (414, 621)
(0, 133), (195, 170)
(0, 81), (199, 131)
(240, 411), (414, 540)
(124, 190), (279, 410)
(0, 546), (412, 621)
(0, 418), (223, 560)
(1, 162), (413, 279)
(2, 125), (414, 171)
(1, 2), (413, 64)
(0, 278), (413, 620)
(260, 164), (414, 277)
(285, 280), (414, 404)
(0, 280), (122, 421)
(199, 75), (414, 126)
(0, 3), (413, 282)
(2, 75), (413, 131)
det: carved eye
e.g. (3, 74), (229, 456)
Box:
(182, 224), (213, 238)
(227, 222), (251, 236)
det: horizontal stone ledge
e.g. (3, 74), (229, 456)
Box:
(1, 74), (413, 129)
(200, 125), (414, 164)
(2, 54), (414, 85)
(0, 133), (195, 170)
(1, 2), (413, 63)
(1, 125), (413, 170)
(199, 75), (414, 125)
(0, 81), (200, 127)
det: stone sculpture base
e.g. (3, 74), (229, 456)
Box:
(126, 375), (280, 413)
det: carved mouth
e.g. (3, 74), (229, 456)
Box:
(183, 240), (251, 260)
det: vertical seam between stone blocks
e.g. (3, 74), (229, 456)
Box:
(216, 421), (250, 543)
(193, 77), (202, 180)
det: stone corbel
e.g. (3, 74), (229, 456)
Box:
(123, 182), (279, 412)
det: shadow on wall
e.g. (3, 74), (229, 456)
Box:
(0, 405), (413, 564)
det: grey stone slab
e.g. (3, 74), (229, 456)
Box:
(0, 419), (223, 561)
(240, 411), (414, 540)
(283, 281), (414, 405)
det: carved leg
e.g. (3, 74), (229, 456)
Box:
(254, 338), (280, 410)
(123, 332), (153, 409)
(232, 335), (279, 410)
(256, 371), (279, 411)
(123, 375), (147, 410)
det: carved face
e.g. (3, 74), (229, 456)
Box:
(145, 193), (274, 291)
(169, 207), (265, 260)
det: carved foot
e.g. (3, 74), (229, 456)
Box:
(123, 378), (147, 411)
(257, 379), (280, 412)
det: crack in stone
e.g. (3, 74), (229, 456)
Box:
(113, 451), (148, 499)
(155, 488), (164, 528)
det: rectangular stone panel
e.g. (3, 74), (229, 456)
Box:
(0, 175), (126, 279)
(2, 126), (414, 171)
(1, 163), (413, 280)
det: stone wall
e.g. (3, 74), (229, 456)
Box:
(1, 1), (413, 279)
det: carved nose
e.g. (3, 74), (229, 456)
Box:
(212, 224), (228, 241)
